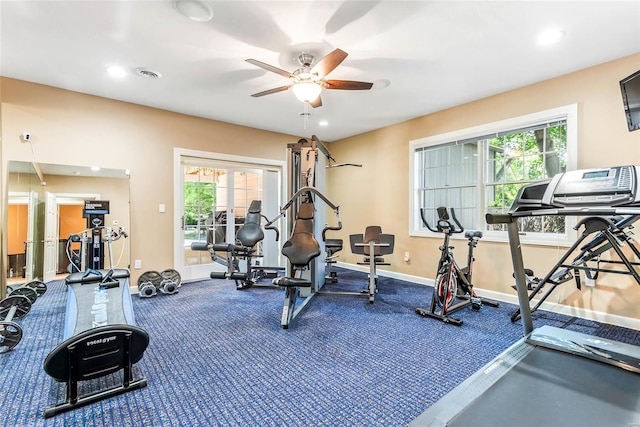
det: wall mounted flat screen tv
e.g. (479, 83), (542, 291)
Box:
(620, 69), (640, 132)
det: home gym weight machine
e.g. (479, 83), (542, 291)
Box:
(415, 207), (499, 325)
(265, 136), (344, 328)
(190, 199), (283, 290)
(411, 165), (640, 426)
(67, 200), (128, 274)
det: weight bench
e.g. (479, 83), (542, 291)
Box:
(349, 226), (395, 303)
(273, 201), (321, 328)
(43, 269), (149, 418)
(192, 200), (283, 289)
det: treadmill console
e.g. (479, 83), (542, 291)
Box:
(543, 166), (637, 206)
(511, 165), (640, 214)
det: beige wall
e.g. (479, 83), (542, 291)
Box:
(327, 53), (640, 322)
(1, 77), (298, 285)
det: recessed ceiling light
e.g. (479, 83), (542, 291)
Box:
(91, 166), (101, 172)
(537, 29), (565, 46)
(173, 0), (213, 22)
(319, 120), (328, 127)
(106, 66), (127, 78)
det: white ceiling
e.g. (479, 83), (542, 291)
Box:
(1, 1), (639, 142)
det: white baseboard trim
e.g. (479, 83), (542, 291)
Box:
(335, 261), (434, 287)
(335, 262), (640, 330)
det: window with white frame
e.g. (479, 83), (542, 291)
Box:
(410, 105), (577, 245)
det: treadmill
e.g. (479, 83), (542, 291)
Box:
(410, 165), (640, 427)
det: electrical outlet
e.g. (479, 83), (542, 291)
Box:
(585, 276), (595, 287)
(134, 259), (142, 269)
(404, 251), (410, 262)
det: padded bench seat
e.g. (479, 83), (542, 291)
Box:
(63, 268), (137, 338)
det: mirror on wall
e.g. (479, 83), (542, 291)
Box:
(6, 161), (130, 287)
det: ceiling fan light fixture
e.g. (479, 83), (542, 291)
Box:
(173, 0), (214, 22)
(292, 82), (322, 103)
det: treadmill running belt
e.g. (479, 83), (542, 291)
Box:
(447, 346), (640, 427)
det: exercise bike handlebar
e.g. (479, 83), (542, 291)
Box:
(420, 207), (465, 234)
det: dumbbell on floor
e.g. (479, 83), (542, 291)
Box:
(159, 269), (181, 295)
(0, 294), (32, 354)
(137, 269), (181, 298)
(137, 271), (160, 298)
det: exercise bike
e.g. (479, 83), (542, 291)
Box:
(415, 207), (499, 326)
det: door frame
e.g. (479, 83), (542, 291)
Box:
(9, 191), (100, 282)
(173, 148), (287, 282)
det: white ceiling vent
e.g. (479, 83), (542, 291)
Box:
(135, 68), (162, 79)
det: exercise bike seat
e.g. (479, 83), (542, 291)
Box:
(464, 230), (483, 239)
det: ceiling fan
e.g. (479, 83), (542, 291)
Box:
(246, 48), (373, 108)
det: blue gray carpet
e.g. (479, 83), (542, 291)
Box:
(1, 267), (639, 426)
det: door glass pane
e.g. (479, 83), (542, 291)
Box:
(183, 166), (216, 266)
(233, 170), (263, 246)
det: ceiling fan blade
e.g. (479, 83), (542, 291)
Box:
(311, 48), (348, 78)
(245, 59), (293, 78)
(323, 80), (374, 90)
(250, 85), (290, 97)
(309, 96), (322, 108)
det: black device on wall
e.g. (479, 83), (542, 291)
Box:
(620, 69), (640, 132)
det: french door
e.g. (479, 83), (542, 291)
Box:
(176, 153), (283, 281)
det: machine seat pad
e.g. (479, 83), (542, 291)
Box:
(236, 222), (264, 248)
(274, 277), (312, 287)
(464, 230), (483, 239)
(282, 233), (321, 266)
